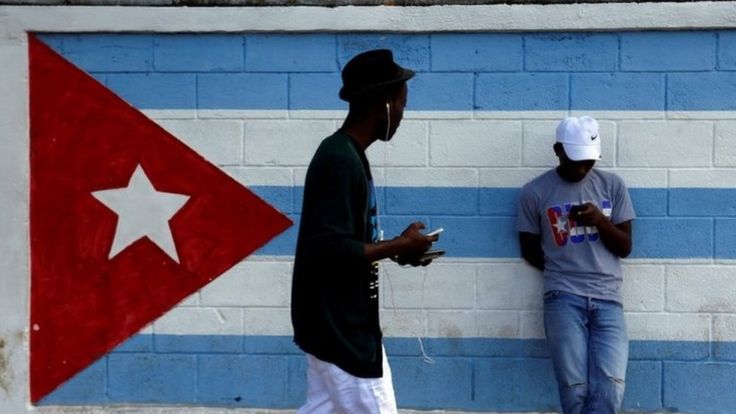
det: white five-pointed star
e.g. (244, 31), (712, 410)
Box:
(553, 216), (568, 234)
(92, 164), (190, 263)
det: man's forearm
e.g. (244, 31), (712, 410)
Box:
(595, 220), (632, 258)
(364, 237), (409, 262)
(522, 253), (545, 271)
(519, 232), (545, 271)
(364, 222), (437, 263)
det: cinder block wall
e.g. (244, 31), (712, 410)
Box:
(2, 4), (736, 414)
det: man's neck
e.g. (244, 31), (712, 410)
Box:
(555, 166), (590, 183)
(341, 118), (377, 151)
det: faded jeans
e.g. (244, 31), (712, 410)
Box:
(544, 290), (628, 414)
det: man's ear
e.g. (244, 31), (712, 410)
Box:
(553, 142), (563, 156)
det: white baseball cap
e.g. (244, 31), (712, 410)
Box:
(555, 116), (601, 161)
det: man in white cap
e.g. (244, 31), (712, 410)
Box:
(516, 116), (635, 414)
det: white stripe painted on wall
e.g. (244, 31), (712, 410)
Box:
(3, 3), (736, 33)
(150, 111), (736, 188)
(149, 258), (736, 342)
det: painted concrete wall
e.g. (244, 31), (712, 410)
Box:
(0, 0), (680, 5)
(2, 3), (736, 414)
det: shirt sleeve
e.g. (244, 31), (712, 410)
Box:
(610, 175), (636, 225)
(301, 155), (369, 265)
(517, 184), (541, 235)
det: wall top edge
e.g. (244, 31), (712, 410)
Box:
(1, 2), (736, 34)
(0, 0), (730, 4)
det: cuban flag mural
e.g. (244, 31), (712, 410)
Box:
(31, 31), (736, 413)
(29, 36), (292, 403)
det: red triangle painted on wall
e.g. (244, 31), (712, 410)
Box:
(29, 35), (292, 402)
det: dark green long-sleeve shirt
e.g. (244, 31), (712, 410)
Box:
(291, 130), (383, 378)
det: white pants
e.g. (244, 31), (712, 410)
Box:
(297, 347), (398, 414)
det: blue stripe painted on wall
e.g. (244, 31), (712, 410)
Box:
(106, 73), (197, 109)
(197, 355), (299, 407)
(337, 34), (431, 72)
(52, 34), (154, 72)
(719, 32), (736, 69)
(198, 73), (288, 110)
(411, 72), (475, 111)
(108, 354), (197, 403)
(246, 34), (338, 72)
(664, 362), (736, 413)
(475, 73), (569, 111)
(250, 186), (736, 259)
(713, 342), (736, 361)
(571, 73), (665, 111)
(38, 31), (736, 111)
(716, 218), (736, 259)
(621, 32), (717, 71)
(42, 335), (736, 412)
(154, 34), (245, 72)
(525, 33), (619, 72)
(289, 73), (344, 110)
(669, 188), (736, 216)
(431, 34), (523, 72)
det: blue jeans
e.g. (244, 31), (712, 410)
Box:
(544, 290), (628, 414)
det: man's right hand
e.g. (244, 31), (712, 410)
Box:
(395, 222), (439, 266)
(363, 222), (439, 264)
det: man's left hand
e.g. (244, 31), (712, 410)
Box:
(570, 202), (606, 227)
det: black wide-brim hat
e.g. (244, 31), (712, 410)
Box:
(339, 49), (415, 102)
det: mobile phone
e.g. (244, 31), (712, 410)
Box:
(419, 250), (445, 261)
(568, 205), (584, 216)
(426, 228), (444, 237)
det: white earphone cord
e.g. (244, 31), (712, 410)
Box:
(385, 102), (391, 143)
(378, 102), (435, 365)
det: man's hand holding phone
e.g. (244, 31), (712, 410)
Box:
(394, 223), (443, 267)
(418, 228), (444, 264)
(568, 203), (606, 227)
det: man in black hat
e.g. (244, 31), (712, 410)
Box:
(291, 49), (439, 413)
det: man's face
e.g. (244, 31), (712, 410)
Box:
(383, 83), (408, 141)
(554, 143), (595, 182)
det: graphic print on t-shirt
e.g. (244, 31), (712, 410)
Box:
(367, 178), (380, 301)
(368, 178), (379, 243)
(546, 200), (612, 247)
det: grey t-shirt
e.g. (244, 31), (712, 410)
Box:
(517, 168), (636, 303)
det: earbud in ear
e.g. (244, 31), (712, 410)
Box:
(383, 102), (391, 142)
